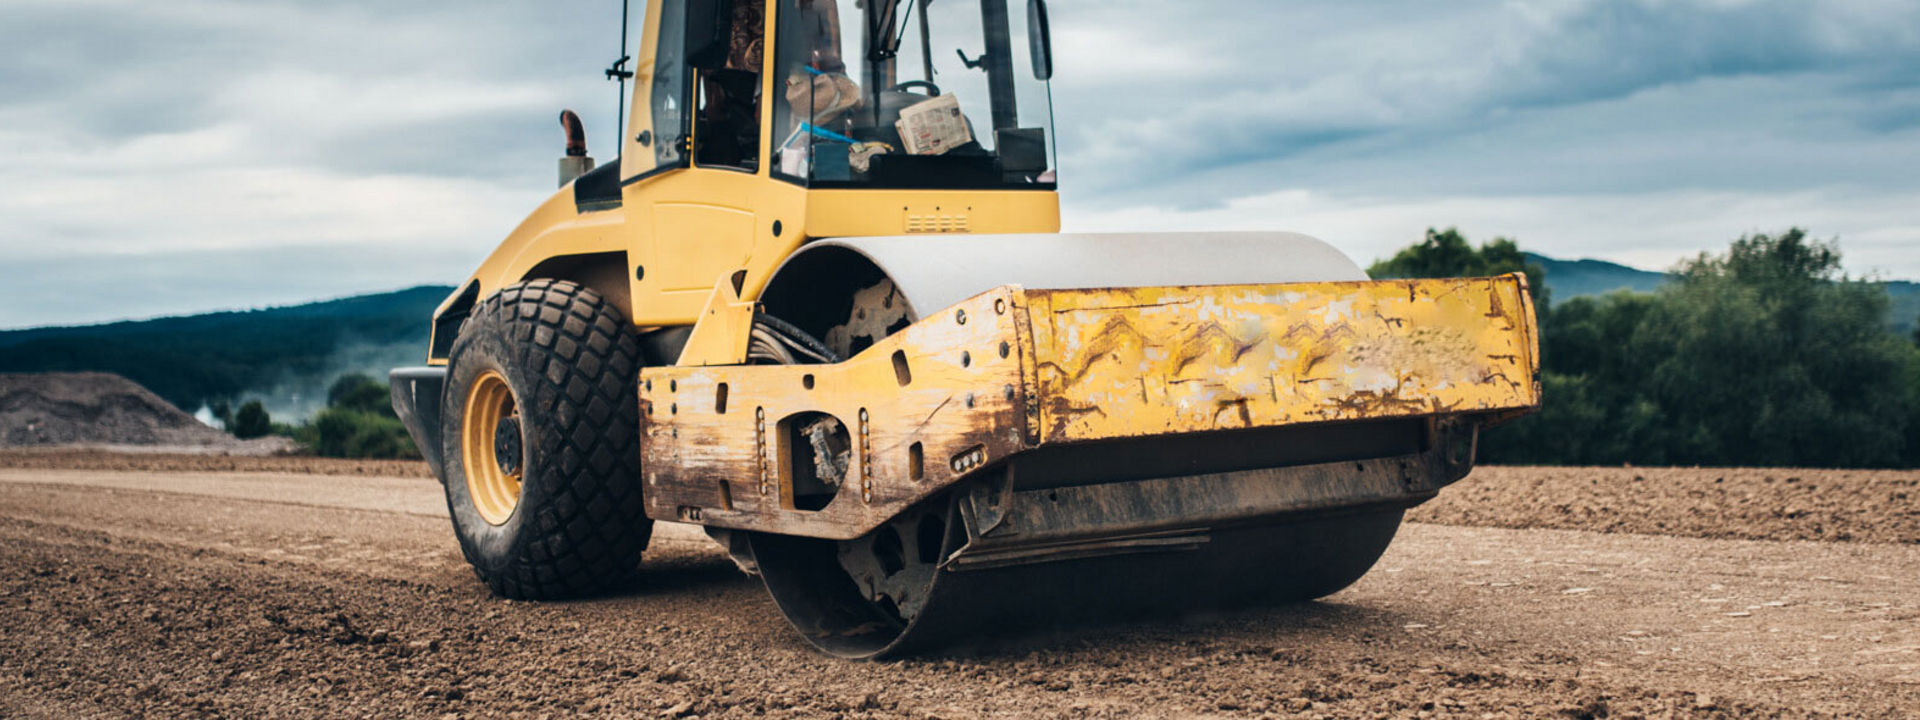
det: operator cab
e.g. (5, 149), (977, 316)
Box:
(771, 0), (1057, 189)
(639, 0), (1058, 190)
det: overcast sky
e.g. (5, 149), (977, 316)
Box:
(3, 0), (1918, 329)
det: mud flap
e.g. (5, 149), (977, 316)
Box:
(389, 366), (449, 481)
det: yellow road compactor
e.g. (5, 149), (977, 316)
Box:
(392, 0), (1540, 658)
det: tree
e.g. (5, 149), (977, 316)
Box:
(289, 373), (417, 459)
(327, 374), (395, 417)
(1368, 228), (1550, 310)
(1379, 227), (1919, 468)
(1633, 229), (1912, 466)
(1480, 292), (1666, 465)
(231, 401), (272, 439)
(312, 408), (417, 459)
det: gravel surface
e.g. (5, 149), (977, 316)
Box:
(0, 449), (434, 478)
(1415, 466), (1920, 545)
(9, 453), (1911, 545)
(1, 466), (1917, 718)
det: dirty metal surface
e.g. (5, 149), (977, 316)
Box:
(640, 288), (1030, 540)
(1024, 274), (1539, 445)
(641, 276), (1540, 541)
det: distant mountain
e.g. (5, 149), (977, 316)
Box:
(1523, 253), (1669, 297)
(0, 286), (455, 419)
(1527, 253), (1919, 336)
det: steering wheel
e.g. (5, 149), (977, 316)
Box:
(889, 80), (941, 97)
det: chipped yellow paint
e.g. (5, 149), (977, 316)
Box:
(638, 275), (1541, 539)
(640, 288), (1029, 540)
(1025, 274), (1539, 443)
(674, 277), (759, 366)
(425, 0), (1061, 358)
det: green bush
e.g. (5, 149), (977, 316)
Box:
(1368, 227), (1550, 310)
(231, 400), (272, 439)
(312, 408), (418, 459)
(327, 373), (395, 416)
(1378, 228), (1920, 468)
(1629, 231), (1913, 466)
(269, 373), (418, 459)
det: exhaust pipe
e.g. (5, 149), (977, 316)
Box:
(557, 109), (594, 188)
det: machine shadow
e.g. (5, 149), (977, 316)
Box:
(915, 598), (1414, 661)
(622, 555), (755, 597)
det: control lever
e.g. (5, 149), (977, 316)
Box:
(956, 48), (988, 70)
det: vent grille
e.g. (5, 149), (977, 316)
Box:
(905, 213), (969, 234)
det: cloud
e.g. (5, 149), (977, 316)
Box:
(1062, 185), (1920, 282)
(3, 243), (477, 330)
(0, 0), (631, 327)
(1048, 0), (1920, 196)
(1, 0), (1916, 328)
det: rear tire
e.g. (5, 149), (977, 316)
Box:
(440, 279), (651, 600)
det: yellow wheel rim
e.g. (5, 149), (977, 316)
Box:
(461, 370), (523, 525)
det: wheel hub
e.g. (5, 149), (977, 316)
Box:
(835, 503), (949, 621)
(461, 370), (523, 525)
(493, 416), (522, 476)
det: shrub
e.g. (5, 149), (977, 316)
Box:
(312, 408), (418, 460)
(231, 400), (272, 439)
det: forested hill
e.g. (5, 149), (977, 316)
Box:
(0, 286), (455, 418)
(1524, 253), (1669, 296)
(1526, 252), (1919, 335)
(1, 250), (1914, 419)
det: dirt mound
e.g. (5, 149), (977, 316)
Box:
(0, 373), (290, 454)
(1413, 465), (1920, 545)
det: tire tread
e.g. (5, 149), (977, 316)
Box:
(447, 279), (649, 600)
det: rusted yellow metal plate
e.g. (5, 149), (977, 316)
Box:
(640, 288), (1029, 540)
(1023, 274), (1539, 444)
(639, 275), (1540, 539)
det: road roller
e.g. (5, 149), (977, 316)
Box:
(391, 0), (1541, 658)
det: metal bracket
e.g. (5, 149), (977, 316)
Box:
(676, 278), (758, 366)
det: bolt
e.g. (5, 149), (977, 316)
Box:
(955, 309), (968, 325)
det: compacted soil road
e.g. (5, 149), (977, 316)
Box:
(0, 460), (1916, 718)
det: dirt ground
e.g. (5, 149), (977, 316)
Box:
(0, 448), (435, 478)
(1, 460), (1916, 718)
(8, 452), (1909, 546)
(1411, 465), (1920, 545)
